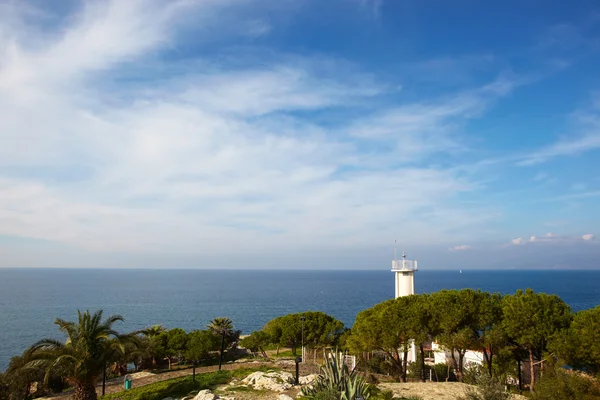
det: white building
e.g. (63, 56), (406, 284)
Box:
(392, 246), (418, 363)
(432, 342), (484, 367)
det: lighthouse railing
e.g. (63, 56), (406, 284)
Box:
(392, 259), (417, 271)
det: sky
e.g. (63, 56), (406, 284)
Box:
(0, 0), (599, 270)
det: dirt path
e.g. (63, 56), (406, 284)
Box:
(40, 361), (276, 399)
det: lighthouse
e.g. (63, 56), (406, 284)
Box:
(392, 241), (418, 298)
(391, 241), (419, 363)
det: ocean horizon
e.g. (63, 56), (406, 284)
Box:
(2, 268), (600, 370)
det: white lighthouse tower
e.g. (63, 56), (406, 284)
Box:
(392, 241), (418, 298)
(391, 241), (418, 362)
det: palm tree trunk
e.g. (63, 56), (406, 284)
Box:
(74, 381), (97, 400)
(102, 364), (106, 396)
(219, 332), (225, 371)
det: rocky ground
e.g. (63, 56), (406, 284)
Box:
(379, 382), (528, 400)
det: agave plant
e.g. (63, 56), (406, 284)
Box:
(302, 351), (371, 400)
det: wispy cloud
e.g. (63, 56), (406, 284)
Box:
(0, 0), (506, 261)
(449, 245), (471, 251)
(510, 232), (596, 246)
(518, 96), (600, 165)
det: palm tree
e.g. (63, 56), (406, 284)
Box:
(208, 317), (234, 370)
(141, 324), (165, 338)
(27, 310), (130, 400)
(140, 324), (166, 367)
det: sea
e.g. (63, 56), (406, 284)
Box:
(1, 268), (600, 371)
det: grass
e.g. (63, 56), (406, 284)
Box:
(274, 349), (301, 358)
(223, 385), (267, 394)
(100, 366), (277, 400)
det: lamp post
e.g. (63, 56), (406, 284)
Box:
(300, 315), (306, 362)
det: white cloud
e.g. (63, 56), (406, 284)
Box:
(1, 0), (512, 263)
(511, 232), (596, 246)
(511, 238), (526, 245)
(450, 245), (471, 251)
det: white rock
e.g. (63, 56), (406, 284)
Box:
(193, 389), (217, 400)
(299, 374), (319, 385)
(279, 395), (294, 400)
(241, 371), (295, 392)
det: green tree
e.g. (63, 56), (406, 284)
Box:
(401, 294), (435, 382)
(347, 299), (412, 382)
(208, 317), (234, 371)
(3, 349), (45, 400)
(502, 289), (572, 391)
(142, 324), (165, 338)
(263, 312), (344, 356)
(25, 310), (132, 400)
(0, 372), (8, 400)
(240, 331), (272, 358)
(470, 291), (505, 377)
(185, 330), (220, 381)
(550, 305), (600, 374)
(140, 324), (166, 367)
(164, 328), (188, 369)
(430, 290), (481, 382)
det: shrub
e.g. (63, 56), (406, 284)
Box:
(458, 374), (511, 400)
(462, 364), (487, 385)
(532, 367), (600, 400)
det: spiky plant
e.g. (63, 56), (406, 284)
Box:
(302, 351), (371, 400)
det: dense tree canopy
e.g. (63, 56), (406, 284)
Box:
(240, 331), (272, 358)
(348, 298), (414, 381)
(502, 288), (572, 391)
(186, 330), (220, 362)
(263, 311), (344, 355)
(550, 305), (600, 374)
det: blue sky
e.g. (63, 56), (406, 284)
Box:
(0, 0), (599, 269)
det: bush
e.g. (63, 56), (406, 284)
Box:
(462, 364), (487, 385)
(532, 367), (600, 400)
(458, 374), (511, 400)
(0, 373), (9, 400)
(369, 388), (423, 400)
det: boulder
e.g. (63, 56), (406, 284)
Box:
(299, 374), (319, 385)
(193, 389), (217, 400)
(241, 371), (295, 392)
(278, 395), (294, 400)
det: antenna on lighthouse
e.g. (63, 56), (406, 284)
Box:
(394, 239), (397, 262)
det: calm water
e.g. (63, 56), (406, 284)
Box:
(1, 268), (600, 370)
